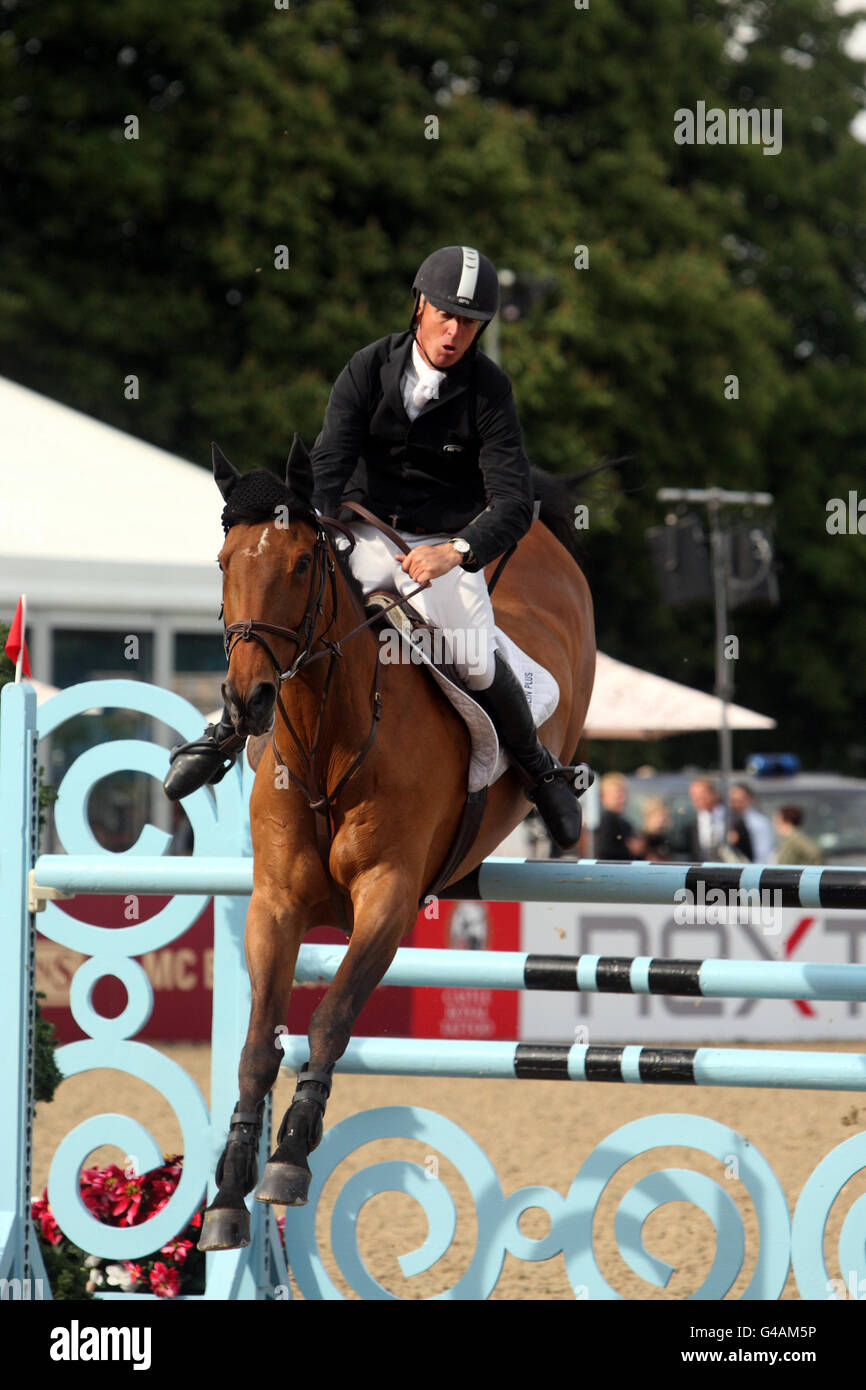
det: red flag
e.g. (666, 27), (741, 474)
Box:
(5, 597), (32, 677)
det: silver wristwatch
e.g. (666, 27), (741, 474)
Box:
(450, 537), (472, 565)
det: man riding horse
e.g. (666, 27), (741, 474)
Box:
(164, 246), (583, 848)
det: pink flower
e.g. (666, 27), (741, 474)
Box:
(149, 1261), (181, 1298)
(111, 1178), (145, 1226)
(34, 1160), (202, 1285)
(79, 1164), (125, 1220)
(31, 1191), (63, 1246)
(160, 1238), (194, 1265)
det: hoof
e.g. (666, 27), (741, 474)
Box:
(255, 1161), (312, 1207)
(197, 1205), (250, 1251)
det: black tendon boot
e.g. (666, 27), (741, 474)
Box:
(162, 703), (246, 801)
(474, 651), (591, 850)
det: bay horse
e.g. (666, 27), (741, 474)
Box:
(198, 436), (595, 1250)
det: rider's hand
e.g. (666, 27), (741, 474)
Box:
(398, 543), (463, 585)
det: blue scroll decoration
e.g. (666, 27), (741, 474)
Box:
(5, 677), (866, 1300)
(286, 1106), (866, 1300)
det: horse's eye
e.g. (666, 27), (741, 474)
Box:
(295, 554), (312, 575)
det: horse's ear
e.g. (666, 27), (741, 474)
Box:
(213, 442), (242, 501)
(285, 433), (314, 508)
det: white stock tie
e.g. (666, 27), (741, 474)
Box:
(411, 372), (444, 416)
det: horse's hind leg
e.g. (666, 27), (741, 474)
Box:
(198, 891), (307, 1251)
(256, 874), (416, 1208)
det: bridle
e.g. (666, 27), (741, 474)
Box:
(221, 517), (426, 833)
(223, 526), (339, 685)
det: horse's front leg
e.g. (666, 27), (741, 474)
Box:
(256, 871), (417, 1207)
(198, 888), (311, 1251)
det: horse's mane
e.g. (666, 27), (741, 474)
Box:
(530, 465), (592, 564)
(220, 468), (368, 609)
(531, 457), (627, 566)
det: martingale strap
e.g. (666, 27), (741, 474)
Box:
(272, 638), (384, 938)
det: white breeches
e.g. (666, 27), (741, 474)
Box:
(345, 523), (496, 689)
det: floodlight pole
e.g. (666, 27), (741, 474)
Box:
(485, 269), (514, 367)
(656, 487), (774, 841)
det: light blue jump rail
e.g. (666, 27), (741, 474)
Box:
(3, 679), (866, 1300)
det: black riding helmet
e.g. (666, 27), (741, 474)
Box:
(410, 246), (499, 354)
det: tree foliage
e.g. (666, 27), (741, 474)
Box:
(2, 0), (865, 767)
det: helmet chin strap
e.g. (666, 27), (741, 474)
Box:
(413, 306), (445, 372)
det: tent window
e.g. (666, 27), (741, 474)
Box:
(173, 632), (224, 672)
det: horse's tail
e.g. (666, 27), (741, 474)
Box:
(530, 461), (623, 562)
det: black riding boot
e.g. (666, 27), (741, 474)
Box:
(473, 651), (590, 851)
(162, 704), (246, 801)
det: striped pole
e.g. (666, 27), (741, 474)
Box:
(293, 943), (866, 1003)
(279, 1035), (866, 1092)
(30, 854), (866, 909)
(445, 857), (866, 911)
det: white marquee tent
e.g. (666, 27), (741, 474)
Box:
(0, 374), (222, 610)
(0, 374), (224, 688)
(585, 652), (775, 739)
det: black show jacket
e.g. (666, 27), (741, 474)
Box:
(310, 330), (534, 571)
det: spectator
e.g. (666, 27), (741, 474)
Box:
(773, 806), (822, 865)
(640, 796), (673, 862)
(729, 782), (775, 863)
(595, 773), (643, 860)
(685, 778), (753, 862)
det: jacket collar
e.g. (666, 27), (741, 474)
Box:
(380, 330), (472, 420)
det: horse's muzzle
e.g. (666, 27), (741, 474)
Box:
(222, 678), (277, 737)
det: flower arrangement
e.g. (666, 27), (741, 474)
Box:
(32, 1155), (205, 1298)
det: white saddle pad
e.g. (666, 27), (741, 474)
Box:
(377, 604), (560, 794)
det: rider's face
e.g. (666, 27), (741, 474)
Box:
(415, 297), (483, 367)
